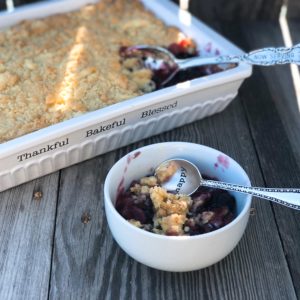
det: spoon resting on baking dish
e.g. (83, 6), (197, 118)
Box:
(155, 158), (300, 210)
(125, 43), (300, 87)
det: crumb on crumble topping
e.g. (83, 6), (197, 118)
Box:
(155, 160), (180, 183)
(150, 186), (191, 235)
(127, 174), (192, 236)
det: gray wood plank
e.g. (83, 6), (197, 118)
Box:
(0, 173), (59, 299)
(234, 21), (300, 166)
(49, 96), (296, 299)
(49, 153), (117, 300)
(219, 20), (300, 299)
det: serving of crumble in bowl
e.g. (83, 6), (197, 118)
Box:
(104, 142), (252, 272)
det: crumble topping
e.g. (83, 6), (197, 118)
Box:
(155, 160), (180, 183)
(128, 176), (192, 235)
(150, 186), (191, 217)
(150, 186), (191, 235)
(140, 176), (158, 187)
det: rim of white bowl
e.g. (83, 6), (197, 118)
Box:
(104, 142), (252, 240)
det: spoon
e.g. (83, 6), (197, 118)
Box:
(155, 158), (300, 210)
(126, 43), (300, 86)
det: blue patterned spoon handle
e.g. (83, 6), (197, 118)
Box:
(219, 43), (300, 65)
(202, 180), (300, 210)
(179, 44), (300, 69)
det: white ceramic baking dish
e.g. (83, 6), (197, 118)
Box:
(0, 0), (252, 192)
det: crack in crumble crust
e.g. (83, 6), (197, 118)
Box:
(0, 0), (190, 143)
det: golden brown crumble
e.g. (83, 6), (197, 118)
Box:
(0, 0), (185, 143)
(129, 219), (142, 228)
(140, 176), (158, 187)
(158, 213), (187, 236)
(130, 183), (151, 195)
(128, 173), (192, 235)
(155, 160), (180, 183)
(150, 186), (191, 235)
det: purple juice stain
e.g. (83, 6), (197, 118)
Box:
(116, 152), (142, 199)
(217, 155), (230, 169)
(133, 151), (141, 159)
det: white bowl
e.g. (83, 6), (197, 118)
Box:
(104, 142), (252, 272)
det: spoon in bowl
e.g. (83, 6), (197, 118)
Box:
(125, 43), (300, 87)
(155, 159), (300, 210)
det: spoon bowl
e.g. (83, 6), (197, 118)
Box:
(154, 158), (201, 195)
(126, 44), (300, 87)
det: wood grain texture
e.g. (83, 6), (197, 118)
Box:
(0, 174), (59, 299)
(218, 19), (300, 299)
(49, 153), (117, 299)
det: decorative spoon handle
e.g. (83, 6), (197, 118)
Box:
(222, 43), (300, 65)
(178, 43), (300, 69)
(202, 180), (300, 210)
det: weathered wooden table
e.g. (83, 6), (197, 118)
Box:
(1, 1), (300, 299)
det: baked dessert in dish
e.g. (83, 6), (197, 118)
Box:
(116, 173), (236, 236)
(0, 0), (226, 143)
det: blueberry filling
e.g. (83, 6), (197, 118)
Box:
(116, 175), (236, 236)
(120, 41), (233, 90)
